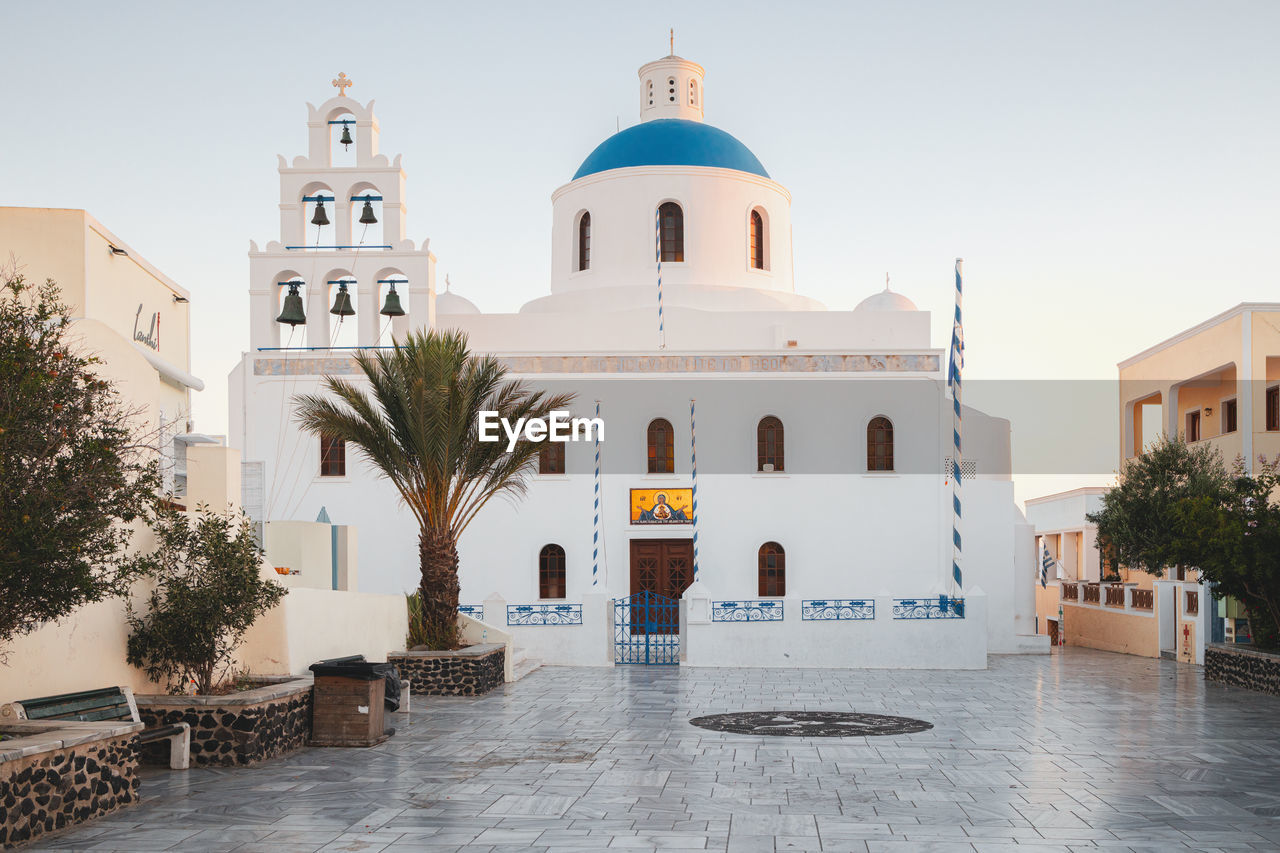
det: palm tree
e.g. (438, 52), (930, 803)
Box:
(294, 330), (574, 648)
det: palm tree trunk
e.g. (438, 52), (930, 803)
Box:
(418, 528), (461, 649)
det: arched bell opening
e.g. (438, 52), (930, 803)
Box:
(300, 183), (336, 248)
(326, 277), (359, 349)
(376, 276), (409, 346)
(348, 181), (385, 248)
(274, 276), (308, 348)
(329, 110), (357, 168)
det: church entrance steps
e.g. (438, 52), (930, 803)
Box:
(511, 647), (543, 682)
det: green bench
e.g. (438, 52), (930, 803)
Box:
(2, 686), (190, 770)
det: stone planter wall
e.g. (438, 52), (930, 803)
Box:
(1, 722), (140, 849)
(389, 644), (505, 696)
(1205, 643), (1280, 696)
(134, 679), (312, 767)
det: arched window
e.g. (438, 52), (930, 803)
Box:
(539, 544), (566, 599)
(576, 212), (591, 272)
(539, 441), (565, 475)
(659, 202), (684, 262)
(647, 418), (674, 474)
(689, 79), (699, 106)
(757, 416), (784, 472)
(758, 542), (785, 597)
(867, 416), (894, 471)
(750, 210), (765, 270)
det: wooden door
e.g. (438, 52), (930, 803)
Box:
(629, 539), (694, 600)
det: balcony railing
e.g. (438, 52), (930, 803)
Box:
(1061, 582), (1079, 601)
(1104, 585), (1126, 607)
(1083, 584), (1100, 604)
(1130, 589), (1153, 610)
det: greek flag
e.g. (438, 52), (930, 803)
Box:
(1040, 541), (1053, 589)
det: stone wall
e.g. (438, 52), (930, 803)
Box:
(1, 730), (138, 849)
(1205, 643), (1280, 696)
(135, 680), (312, 767)
(389, 644), (505, 696)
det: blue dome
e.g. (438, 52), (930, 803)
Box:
(573, 119), (769, 180)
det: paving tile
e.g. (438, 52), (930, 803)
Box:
(18, 649), (1280, 853)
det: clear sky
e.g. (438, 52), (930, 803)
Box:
(4, 1), (1278, 502)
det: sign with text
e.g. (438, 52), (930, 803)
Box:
(630, 488), (693, 525)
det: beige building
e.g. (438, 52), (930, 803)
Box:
(1120, 303), (1280, 471)
(1025, 303), (1280, 662)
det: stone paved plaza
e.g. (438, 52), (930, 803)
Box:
(28, 648), (1280, 852)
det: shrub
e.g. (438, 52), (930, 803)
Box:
(127, 506), (286, 694)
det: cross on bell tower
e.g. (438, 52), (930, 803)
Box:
(332, 72), (353, 96)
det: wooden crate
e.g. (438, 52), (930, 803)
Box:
(310, 676), (387, 747)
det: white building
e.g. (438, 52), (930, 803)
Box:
(230, 55), (1047, 669)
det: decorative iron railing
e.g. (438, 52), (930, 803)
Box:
(506, 603), (583, 626)
(892, 597), (965, 619)
(801, 599), (876, 621)
(711, 600), (784, 622)
(1185, 588), (1199, 615)
(1104, 585), (1126, 607)
(1061, 582), (1079, 601)
(1130, 589), (1153, 610)
(458, 604), (484, 618)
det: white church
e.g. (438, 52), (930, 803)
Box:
(229, 55), (1047, 669)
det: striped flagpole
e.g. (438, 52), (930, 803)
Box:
(592, 400), (601, 587)
(949, 258), (965, 602)
(655, 208), (666, 349)
(689, 398), (699, 583)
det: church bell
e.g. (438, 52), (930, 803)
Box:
(379, 283), (405, 317)
(276, 284), (306, 326)
(310, 198), (330, 227)
(359, 199), (378, 225)
(340, 124), (353, 150)
(330, 282), (355, 317)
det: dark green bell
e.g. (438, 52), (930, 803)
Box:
(276, 284), (305, 326)
(330, 282), (355, 317)
(359, 199), (378, 225)
(340, 124), (353, 149)
(311, 198), (330, 227)
(380, 283), (405, 317)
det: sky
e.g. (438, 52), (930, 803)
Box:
(4, 1), (1278, 503)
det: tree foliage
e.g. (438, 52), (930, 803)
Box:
(1086, 435), (1229, 578)
(1175, 458), (1280, 649)
(0, 272), (159, 649)
(293, 329), (573, 649)
(126, 507), (286, 694)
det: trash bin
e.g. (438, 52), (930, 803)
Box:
(308, 656), (397, 747)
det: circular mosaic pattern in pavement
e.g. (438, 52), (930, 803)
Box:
(688, 711), (933, 737)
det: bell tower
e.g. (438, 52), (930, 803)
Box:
(247, 73), (435, 352)
(638, 49), (705, 123)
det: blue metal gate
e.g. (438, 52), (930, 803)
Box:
(614, 590), (680, 665)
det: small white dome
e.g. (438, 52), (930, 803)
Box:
(436, 290), (480, 315)
(854, 288), (917, 312)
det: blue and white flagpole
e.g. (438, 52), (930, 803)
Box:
(948, 258), (965, 605)
(689, 398), (699, 583)
(592, 400), (601, 587)
(655, 208), (666, 350)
